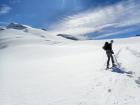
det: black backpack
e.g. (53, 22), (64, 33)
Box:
(102, 42), (108, 50)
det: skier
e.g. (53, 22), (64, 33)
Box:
(103, 40), (116, 69)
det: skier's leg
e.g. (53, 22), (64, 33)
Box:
(107, 54), (110, 68)
(111, 54), (115, 66)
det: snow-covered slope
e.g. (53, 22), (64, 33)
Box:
(0, 23), (74, 46)
(0, 26), (140, 105)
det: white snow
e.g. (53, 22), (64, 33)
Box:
(0, 27), (140, 105)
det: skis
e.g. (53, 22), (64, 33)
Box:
(105, 65), (117, 70)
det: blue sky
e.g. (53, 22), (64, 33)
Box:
(0, 0), (140, 39)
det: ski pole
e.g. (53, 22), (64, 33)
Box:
(113, 54), (120, 68)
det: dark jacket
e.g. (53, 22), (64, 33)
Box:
(103, 43), (114, 54)
(106, 43), (112, 51)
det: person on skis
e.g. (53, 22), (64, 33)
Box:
(103, 40), (116, 69)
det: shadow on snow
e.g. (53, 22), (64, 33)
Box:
(111, 67), (133, 75)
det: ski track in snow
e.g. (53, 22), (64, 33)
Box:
(126, 47), (140, 58)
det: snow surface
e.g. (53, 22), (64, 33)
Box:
(0, 27), (140, 105)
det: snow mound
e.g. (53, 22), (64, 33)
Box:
(0, 24), (77, 50)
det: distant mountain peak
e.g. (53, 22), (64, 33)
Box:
(6, 23), (29, 30)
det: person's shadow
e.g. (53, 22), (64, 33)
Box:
(111, 67), (133, 75)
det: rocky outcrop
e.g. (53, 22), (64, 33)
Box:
(6, 23), (27, 30)
(57, 34), (79, 40)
